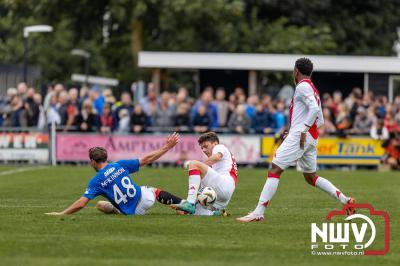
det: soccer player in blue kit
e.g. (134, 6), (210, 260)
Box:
(46, 133), (183, 216)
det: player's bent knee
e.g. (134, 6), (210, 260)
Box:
(96, 201), (106, 209)
(187, 160), (201, 169)
(188, 160), (207, 177)
(303, 173), (315, 185)
(96, 201), (116, 214)
(304, 176), (312, 185)
(270, 163), (284, 175)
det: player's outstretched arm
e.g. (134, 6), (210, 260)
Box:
(45, 197), (90, 216)
(139, 132), (179, 166)
(203, 152), (223, 166)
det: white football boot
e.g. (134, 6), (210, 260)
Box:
(236, 211), (264, 223)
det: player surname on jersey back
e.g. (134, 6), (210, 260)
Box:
(101, 168), (126, 188)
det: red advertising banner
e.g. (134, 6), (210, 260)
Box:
(56, 133), (204, 162)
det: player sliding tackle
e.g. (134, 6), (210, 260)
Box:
(46, 133), (183, 216)
(172, 132), (237, 216)
(237, 58), (356, 223)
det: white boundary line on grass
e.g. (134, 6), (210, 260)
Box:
(0, 205), (48, 208)
(0, 166), (50, 176)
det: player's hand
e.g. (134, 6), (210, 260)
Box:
(282, 130), (288, 140)
(165, 132), (179, 149)
(45, 212), (63, 216)
(183, 160), (191, 169)
(300, 132), (306, 150)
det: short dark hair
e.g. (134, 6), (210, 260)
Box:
(295, 58), (313, 76)
(198, 132), (219, 144)
(88, 147), (108, 162)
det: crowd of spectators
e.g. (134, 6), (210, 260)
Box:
(1, 82), (400, 168)
(1, 82), (400, 138)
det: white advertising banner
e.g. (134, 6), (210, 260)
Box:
(219, 135), (261, 163)
(0, 132), (49, 162)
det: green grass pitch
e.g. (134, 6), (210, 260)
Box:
(0, 166), (398, 266)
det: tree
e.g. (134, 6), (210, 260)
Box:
(0, 0), (399, 87)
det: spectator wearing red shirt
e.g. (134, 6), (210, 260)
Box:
(100, 103), (113, 134)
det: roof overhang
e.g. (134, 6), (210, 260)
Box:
(139, 51), (400, 73)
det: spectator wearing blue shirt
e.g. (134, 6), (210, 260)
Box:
(252, 103), (275, 134)
(45, 133), (184, 216)
(245, 95), (259, 121)
(274, 100), (286, 132)
(89, 88), (105, 116)
(191, 89), (218, 128)
(192, 105), (212, 133)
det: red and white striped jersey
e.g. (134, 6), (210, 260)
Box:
(289, 79), (324, 139)
(211, 144), (238, 184)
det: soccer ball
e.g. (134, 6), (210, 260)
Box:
(197, 187), (217, 206)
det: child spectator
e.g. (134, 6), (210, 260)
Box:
(112, 92), (133, 131)
(115, 109), (129, 134)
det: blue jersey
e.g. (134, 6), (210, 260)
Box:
(83, 159), (142, 215)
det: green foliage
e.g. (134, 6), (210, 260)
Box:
(0, 0), (399, 85)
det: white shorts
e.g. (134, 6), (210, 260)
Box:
(272, 131), (318, 173)
(134, 186), (156, 215)
(201, 166), (235, 210)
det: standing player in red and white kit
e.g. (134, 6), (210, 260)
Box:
(172, 132), (237, 215)
(237, 58), (355, 223)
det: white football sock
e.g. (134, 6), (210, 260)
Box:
(314, 176), (349, 204)
(254, 173), (280, 214)
(187, 169), (201, 204)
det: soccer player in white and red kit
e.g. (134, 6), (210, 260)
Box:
(173, 132), (237, 215)
(237, 58), (355, 222)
